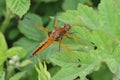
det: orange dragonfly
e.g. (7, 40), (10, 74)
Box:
(31, 17), (79, 57)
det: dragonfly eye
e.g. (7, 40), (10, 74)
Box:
(64, 24), (71, 31)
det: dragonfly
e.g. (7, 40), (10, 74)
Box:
(31, 17), (79, 57)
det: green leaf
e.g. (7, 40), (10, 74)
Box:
(59, 10), (82, 26)
(77, 4), (100, 29)
(91, 65), (113, 80)
(48, 66), (60, 77)
(59, 4), (100, 30)
(20, 60), (32, 67)
(113, 45), (120, 62)
(89, 30), (119, 74)
(62, 0), (80, 10)
(6, 0), (30, 18)
(62, 0), (92, 10)
(52, 66), (82, 80)
(8, 29), (20, 40)
(50, 52), (100, 80)
(0, 32), (8, 53)
(18, 13), (47, 42)
(14, 37), (38, 51)
(90, 30), (114, 54)
(50, 53), (79, 67)
(98, 0), (120, 36)
(6, 47), (27, 59)
(0, 65), (4, 78)
(112, 45), (120, 79)
(0, 32), (7, 76)
(14, 37), (39, 57)
(9, 71), (26, 80)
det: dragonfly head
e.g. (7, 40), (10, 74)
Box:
(64, 24), (71, 31)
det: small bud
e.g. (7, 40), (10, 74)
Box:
(12, 55), (19, 62)
(9, 60), (15, 65)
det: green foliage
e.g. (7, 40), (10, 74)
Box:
(49, 0), (120, 79)
(0, 0), (120, 80)
(9, 71), (26, 80)
(0, 32), (8, 53)
(0, 32), (7, 76)
(35, 59), (51, 80)
(20, 60), (32, 67)
(14, 37), (39, 56)
(62, 0), (92, 10)
(6, 47), (27, 59)
(0, 32), (27, 78)
(18, 13), (46, 41)
(0, 72), (5, 80)
(91, 65), (113, 80)
(6, 0), (30, 18)
(0, 0), (5, 17)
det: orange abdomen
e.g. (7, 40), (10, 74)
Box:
(32, 37), (54, 56)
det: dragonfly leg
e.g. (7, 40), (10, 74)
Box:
(64, 33), (80, 41)
(68, 31), (77, 34)
(58, 37), (63, 52)
(57, 39), (71, 52)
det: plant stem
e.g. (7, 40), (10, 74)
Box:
(0, 8), (12, 33)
